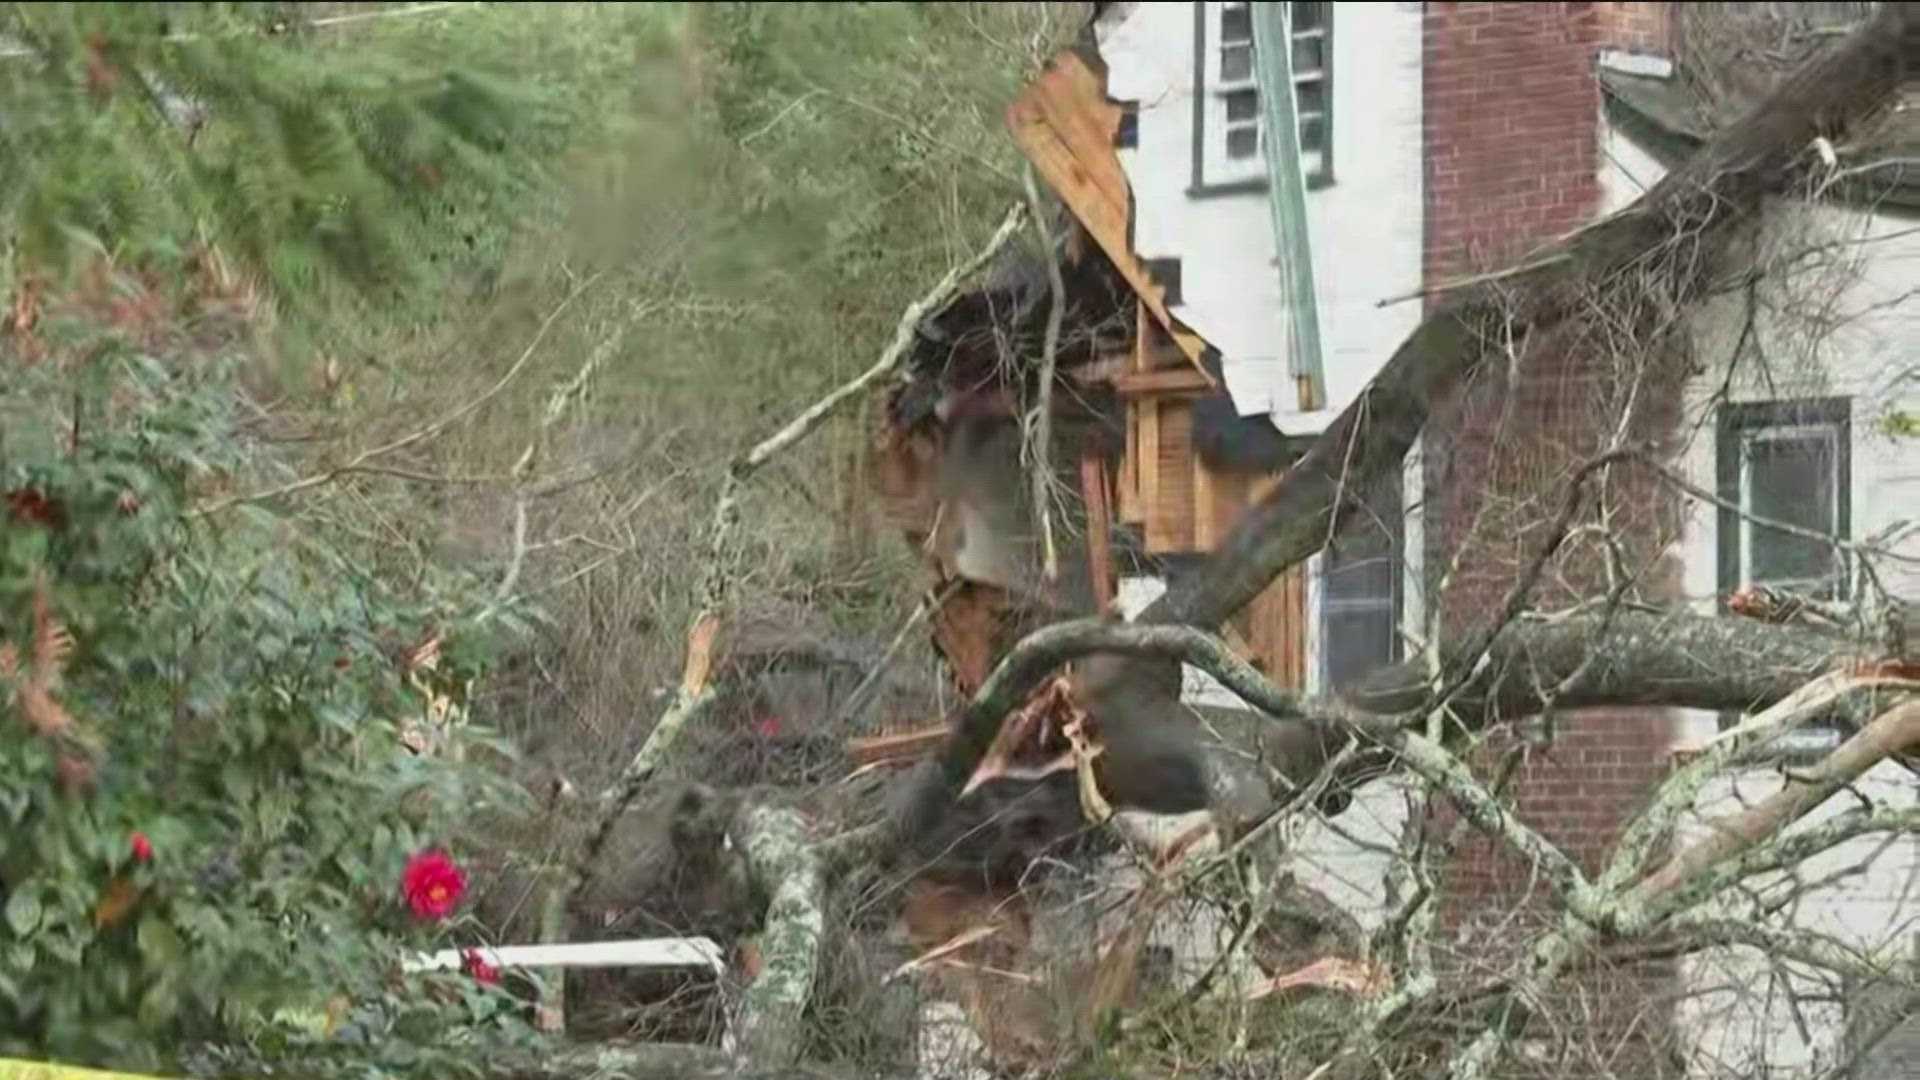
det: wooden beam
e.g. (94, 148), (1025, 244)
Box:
(1080, 450), (1115, 609)
(1118, 400), (1142, 524)
(1137, 398), (1162, 548)
(848, 726), (951, 766)
(1112, 368), (1214, 397)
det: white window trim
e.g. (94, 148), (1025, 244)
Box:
(1199, 2), (1334, 189)
(1204, 1), (1266, 187)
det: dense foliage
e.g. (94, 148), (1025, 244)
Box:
(0, 2), (1073, 1074)
(0, 2), (657, 360)
(0, 323), (537, 1073)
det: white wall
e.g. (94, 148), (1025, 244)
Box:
(1098, 0), (1426, 704)
(1603, 111), (1920, 1076)
(1098, 1), (1426, 434)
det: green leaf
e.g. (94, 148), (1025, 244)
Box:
(137, 915), (184, 968)
(4, 889), (42, 937)
(137, 973), (181, 1030)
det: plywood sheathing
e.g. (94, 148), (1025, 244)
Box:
(1006, 51), (1213, 386)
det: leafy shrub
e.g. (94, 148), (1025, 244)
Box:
(0, 349), (540, 1076)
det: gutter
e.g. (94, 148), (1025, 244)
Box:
(1251, 2), (1326, 413)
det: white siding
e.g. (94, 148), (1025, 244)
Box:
(1605, 113), (1920, 1077)
(1098, 1), (1426, 433)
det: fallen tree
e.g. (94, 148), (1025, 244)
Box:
(888, 0), (1920, 849)
(510, 5), (1920, 1077)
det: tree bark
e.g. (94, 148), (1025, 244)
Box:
(730, 805), (825, 1070)
(890, 609), (1868, 845)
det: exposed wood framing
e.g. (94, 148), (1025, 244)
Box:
(1007, 53), (1213, 385)
(1079, 449), (1116, 609)
(1118, 401), (1143, 524)
(1113, 367), (1214, 397)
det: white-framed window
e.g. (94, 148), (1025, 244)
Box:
(1196, 1), (1333, 191)
(1714, 397), (1851, 737)
(1317, 471), (1403, 692)
(1716, 398), (1851, 601)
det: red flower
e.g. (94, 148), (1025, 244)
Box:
(4, 488), (63, 529)
(129, 832), (153, 864)
(754, 715), (783, 739)
(461, 948), (501, 986)
(400, 848), (467, 921)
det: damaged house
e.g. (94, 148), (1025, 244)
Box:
(871, 2), (1920, 1077)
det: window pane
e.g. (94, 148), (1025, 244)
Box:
(1745, 432), (1839, 587)
(1222, 4), (1252, 43)
(1226, 89), (1259, 122)
(1296, 80), (1326, 116)
(1221, 43), (1252, 82)
(1324, 609), (1394, 691)
(1226, 124), (1259, 160)
(1293, 33), (1325, 74)
(1292, 1), (1327, 32)
(1325, 554), (1394, 603)
(1299, 114), (1326, 153)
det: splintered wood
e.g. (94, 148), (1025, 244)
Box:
(959, 676), (1088, 798)
(899, 881), (1053, 1069)
(1005, 52), (1211, 384)
(928, 580), (1008, 694)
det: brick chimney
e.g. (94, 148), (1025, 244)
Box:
(1418, 4), (1683, 1073)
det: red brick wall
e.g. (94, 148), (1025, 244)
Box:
(1423, 1), (1602, 283)
(1596, 1), (1673, 56)
(1420, 5), (1684, 1073)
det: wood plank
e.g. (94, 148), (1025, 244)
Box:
(1118, 400), (1143, 525)
(1006, 52), (1214, 386)
(1283, 566), (1306, 688)
(405, 938), (726, 975)
(1138, 397), (1160, 540)
(1080, 450), (1116, 608)
(848, 726), (951, 766)
(1193, 453), (1217, 552)
(1133, 300), (1151, 373)
(1112, 367), (1214, 397)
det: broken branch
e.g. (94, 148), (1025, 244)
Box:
(1021, 164), (1065, 584)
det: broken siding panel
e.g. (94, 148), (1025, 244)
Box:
(1080, 450), (1117, 609)
(1007, 51), (1213, 382)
